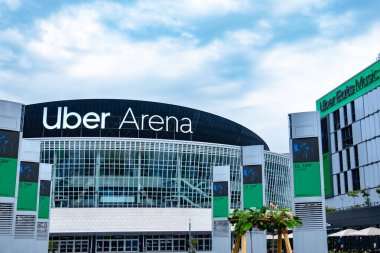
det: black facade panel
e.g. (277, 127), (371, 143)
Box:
(23, 99), (269, 149)
(327, 206), (380, 229)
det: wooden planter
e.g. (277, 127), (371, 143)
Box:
(232, 229), (293, 253)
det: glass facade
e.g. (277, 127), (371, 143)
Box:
(49, 234), (211, 253)
(264, 151), (292, 208)
(40, 138), (242, 209)
(40, 138), (291, 253)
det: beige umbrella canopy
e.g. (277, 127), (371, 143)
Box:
(328, 229), (358, 237)
(350, 227), (380, 236)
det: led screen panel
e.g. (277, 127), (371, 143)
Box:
(0, 130), (20, 197)
(212, 181), (229, 218)
(17, 162), (39, 211)
(38, 180), (51, 219)
(243, 165), (263, 209)
(292, 137), (322, 197)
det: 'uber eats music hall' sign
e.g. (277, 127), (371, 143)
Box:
(317, 61), (380, 118)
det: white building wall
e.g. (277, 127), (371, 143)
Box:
(323, 84), (380, 209)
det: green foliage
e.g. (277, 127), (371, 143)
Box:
(348, 190), (360, 205)
(347, 190), (360, 197)
(228, 204), (303, 236)
(48, 240), (58, 251)
(188, 237), (198, 253)
(325, 205), (337, 212)
(361, 190), (371, 206)
(376, 187), (380, 195)
(228, 209), (253, 236)
(189, 237), (198, 245)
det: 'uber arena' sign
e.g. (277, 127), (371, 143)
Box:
(43, 107), (193, 133)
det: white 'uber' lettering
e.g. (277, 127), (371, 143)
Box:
(43, 106), (193, 134)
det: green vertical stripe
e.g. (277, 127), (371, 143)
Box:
(38, 196), (50, 219)
(213, 196), (229, 218)
(323, 153), (333, 196)
(293, 161), (322, 197)
(17, 182), (38, 211)
(243, 183), (263, 209)
(0, 158), (18, 197)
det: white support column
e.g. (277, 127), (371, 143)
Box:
(212, 165), (231, 253)
(242, 145), (266, 253)
(0, 100), (23, 253)
(289, 111), (328, 253)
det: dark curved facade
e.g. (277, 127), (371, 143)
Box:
(23, 99), (269, 149)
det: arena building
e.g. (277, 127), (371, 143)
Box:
(18, 99), (291, 253)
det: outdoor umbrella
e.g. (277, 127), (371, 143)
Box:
(328, 229), (358, 237)
(349, 227), (380, 236)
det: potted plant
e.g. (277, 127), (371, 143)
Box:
(228, 203), (302, 253)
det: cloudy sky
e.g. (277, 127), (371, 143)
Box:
(0, 0), (379, 152)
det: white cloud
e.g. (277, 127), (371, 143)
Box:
(181, 0), (248, 16)
(90, 0), (250, 32)
(268, 0), (328, 15)
(228, 24), (380, 152)
(317, 11), (356, 36)
(198, 81), (242, 96)
(0, 28), (24, 44)
(225, 29), (272, 47)
(0, 0), (20, 10)
(1, 1), (379, 154)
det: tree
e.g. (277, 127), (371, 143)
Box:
(188, 237), (198, 253)
(347, 190), (360, 206)
(361, 190), (371, 206)
(228, 205), (302, 253)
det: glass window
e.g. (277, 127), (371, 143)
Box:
(337, 175), (341, 195)
(354, 145), (359, 167)
(343, 106), (348, 126)
(346, 149), (351, 170)
(342, 126), (353, 149)
(344, 172), (348, 193)
(104, 241), (109, 251)
(352, 169), (360, 191)
(351, 101), (356, 122)
(333, 110), (340, 130)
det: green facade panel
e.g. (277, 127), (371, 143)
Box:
(38, 196), (50, 219)
(38, 180), (51, 219)
(0, 129), (20, 198)
(17, 161), (39, 211)
(243, 184), (263, 209)
(0, 158), (18, 197)
(292, 137), (322, 198)
(293, 161), (322, 197)
(17, 182), (39, 211)
(213, 196), (229, 218)
(213, 181), (228, 218)
(323, 153), (333, 197)
(243, 165), (263, 209)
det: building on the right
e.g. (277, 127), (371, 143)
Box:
(316, 59), (380, 230)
